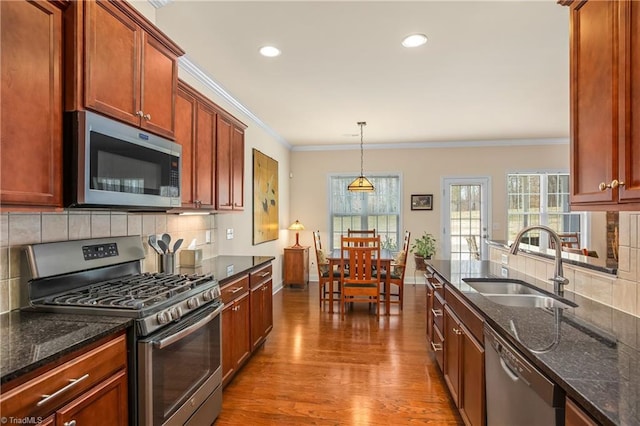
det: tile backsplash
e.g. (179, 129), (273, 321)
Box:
(490, 211), (640, 317)
(0, 211), (217, 313)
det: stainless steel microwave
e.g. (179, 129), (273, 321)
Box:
(66, 111), (181, 209)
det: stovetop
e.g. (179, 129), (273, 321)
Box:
(40, 272), (215, 311)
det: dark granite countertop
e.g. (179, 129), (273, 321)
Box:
(427, 259), (639, 426)
(179, 255), (275, 284)
(0, 311), (132, 385)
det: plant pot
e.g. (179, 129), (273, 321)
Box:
(414, 254), (428, 271)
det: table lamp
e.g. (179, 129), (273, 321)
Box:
(288, 220), (305, 248)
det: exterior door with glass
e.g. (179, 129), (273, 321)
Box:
(442, 178), (490, 261)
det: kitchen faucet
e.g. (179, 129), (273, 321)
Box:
(509, 225), (570, 296)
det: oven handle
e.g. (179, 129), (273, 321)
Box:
(154, 304), (223, 349)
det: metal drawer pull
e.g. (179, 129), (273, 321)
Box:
(64, 421), (77, 426)
(230, 287), (243, 294)
(453, 327), (463, 335)
(432, 283), (443, 289)
(430, 342), (443, 352)
(431, 308), (443, 317)
(258, 272), (270, 277)
(37, 374), (89, 407)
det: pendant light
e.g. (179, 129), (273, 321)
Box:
(347, 121), (375, 192)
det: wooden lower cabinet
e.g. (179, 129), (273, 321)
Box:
(566, 398), (600, 426)
(250, 264), (274, 350)
(56, 369), (128, 425)
(0, 331), (128, 424)
(283, 246), (309, 287)
(443, 304), (485, 426)
(222, 291), (250, 386)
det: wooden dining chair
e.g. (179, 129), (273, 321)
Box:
(347, 228), (377, 238)
(340, 236), (382, 320)
(377, 230), (410, 311)
(313, 231), (342, 309)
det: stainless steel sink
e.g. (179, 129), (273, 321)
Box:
(462, 278), (577, 309)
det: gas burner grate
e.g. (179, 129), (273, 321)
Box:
(43, 272), (214, 310)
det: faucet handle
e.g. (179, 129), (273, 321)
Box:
(549, 276), (569, 286)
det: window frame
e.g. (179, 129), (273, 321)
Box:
(327, 172), (403, 251)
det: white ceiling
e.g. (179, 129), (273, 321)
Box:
(154, 1), (569, 148)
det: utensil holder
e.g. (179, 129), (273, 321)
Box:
(160, 253), (175, 274)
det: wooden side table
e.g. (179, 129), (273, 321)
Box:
(283, 246), (309, 287)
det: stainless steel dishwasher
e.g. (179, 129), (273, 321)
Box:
(484, 325), (565, 425)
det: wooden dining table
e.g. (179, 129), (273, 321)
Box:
(326, 248), (395, 315)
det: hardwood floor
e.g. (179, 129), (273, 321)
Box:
(216, 283), (463, 425)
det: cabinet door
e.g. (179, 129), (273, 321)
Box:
(1, 0), (63, 208)
(231, 125), (245, 210)
(233, 293), (251, 370)
(221, 303), (235, 384)
(56, 370), (128, 426)
(569, 0), (618, 205)
(195, 102), (216, 208)
(176, 83), (197, 206)
(140, 32), (177, 139)
(566, 398), (599, 426)
(619, 0), (640, 203)
(216, 115), (233, 210)
(250, 283), (265, 350)
(460, 325), (485, 426)
(85, 0), (140, 127)
(425, 282), (434, 343)
(443, 306), (461, 407)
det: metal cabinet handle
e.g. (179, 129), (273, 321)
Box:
(453, 327), (463, 335)
(37, 374), (89, 407)
(432, 282), (443, 290)
(431, 308), (443, 317)
(230, 287), (243, 294)
(430, 341), (443, 352)
(63, 421), (77, 426)
(136, 110), (144, 117)
(144, 113), (151, 120)
(599, 179), (626, 191)
(259, 272), (270, 277)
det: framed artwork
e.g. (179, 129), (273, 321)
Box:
(411, 194), (433, 211)
(253, 149), (279, 244)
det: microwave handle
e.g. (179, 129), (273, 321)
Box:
(153, 304), (223, 349)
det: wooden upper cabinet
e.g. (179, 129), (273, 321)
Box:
(0, 0), (64, 208)
(175, 79), (246, 212)
(67, 0), (183, 139)
(565, 0), (640, 209)
(216, 114), (246, 211)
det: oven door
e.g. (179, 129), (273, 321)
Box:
(138, 303), (223, 426)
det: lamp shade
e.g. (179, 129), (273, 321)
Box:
(288, 220), (305, 248)
(288, 220), (305, 231)
(347, 176), (375, 192)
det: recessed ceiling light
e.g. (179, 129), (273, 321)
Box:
(402, 34), (428, 48)
(259, 46), (281, 57)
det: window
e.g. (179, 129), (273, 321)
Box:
(507, 173), (586, 247)
(329, 175), (401, 250)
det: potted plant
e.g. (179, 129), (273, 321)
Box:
(411, 232), (437, 270)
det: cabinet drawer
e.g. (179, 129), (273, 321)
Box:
(427, 268), (445, 298)
(445, 286), (484, 345)
(221, 275), (249, 304)
(431, 324), (445, 370)
(250, 264), (272, 288)
(1, 333), (127, 419)
(433, 291), (445, 334)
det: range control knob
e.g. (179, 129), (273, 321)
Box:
(157, 310), (171, 324)
(203, 289), (215, 301)
(187, 297), (200, 309)
(170, 306), (182, 321)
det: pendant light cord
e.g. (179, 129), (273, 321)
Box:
(358, 121), (366, 176)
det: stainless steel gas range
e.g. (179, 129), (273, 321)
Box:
(24, 236), (223, 426)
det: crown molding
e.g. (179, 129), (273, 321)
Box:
(178, 55), (291, 149)
(291, 137), (569, 152)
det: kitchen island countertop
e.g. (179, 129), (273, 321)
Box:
(427, 259), (639, 426)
